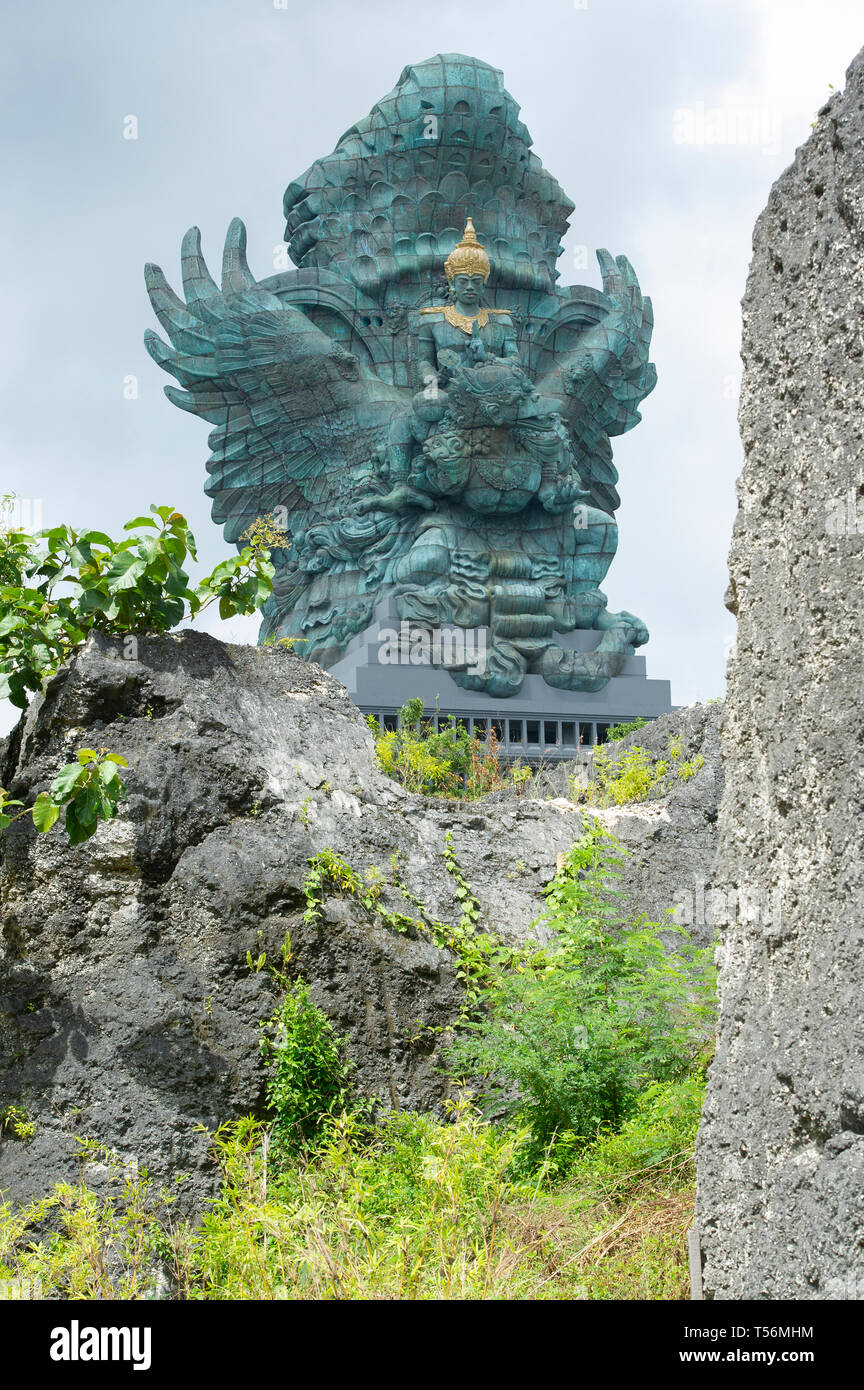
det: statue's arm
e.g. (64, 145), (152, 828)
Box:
(416, 317), (440, 389)
(498, 315), (520, 359)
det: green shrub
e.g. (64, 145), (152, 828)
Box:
(591, 744), (657, 804)
(589, 739), (705, 807)
(261, 979), (359, 1158)
(0, 1105), (35, 1143)
(367, 698), (507, 799)
(571, 1074), (706, 1193)
(603, 718), (648, 742)
(446, 823), (715, 1173)
(0, 499), (278, 709)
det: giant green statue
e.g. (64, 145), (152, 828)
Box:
(145, 54), (656, 697)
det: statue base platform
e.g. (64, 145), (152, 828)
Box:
(325, 600), (673, 759)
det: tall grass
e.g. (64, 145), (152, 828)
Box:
(0, 1077), (701, 1301)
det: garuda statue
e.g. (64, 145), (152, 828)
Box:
(145, 54), (656, 697)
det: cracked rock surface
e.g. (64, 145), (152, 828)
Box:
(0, 630), (591, 1214)
(695, 47), (864, 1300)
(0, 629), (722, 1216)
(587, 702), (723, 945)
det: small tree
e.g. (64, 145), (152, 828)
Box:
(0, 498), (283, 844)
(0, 500), (280, 709)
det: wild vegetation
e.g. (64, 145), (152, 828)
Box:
(0, 498), (279, 710)
(366, 698), (517, 799)
(366, 701), (709, 812)
(445, 827), (714, 1174)
(603, 717), (648, 741)
(0, 498), (279, 843)
(587, 735), (704, 807)
(0, 825), (714, 1301)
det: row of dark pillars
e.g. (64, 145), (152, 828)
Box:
(364, 711), (636, 751)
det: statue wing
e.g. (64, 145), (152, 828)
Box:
(144, 219), (406, 548)
(538, 250), (657, 513)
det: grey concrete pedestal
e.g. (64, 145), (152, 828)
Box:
(325, 600), (673, 758)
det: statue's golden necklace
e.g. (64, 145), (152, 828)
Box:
(419, 304), (509, 336)
(442, 305), (489, 334)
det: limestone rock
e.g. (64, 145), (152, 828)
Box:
(0, 631), (588, 1213)
(588, 702), (723, 944)
(695, 48), (864, 1300)
(0, 629), (723, 1217)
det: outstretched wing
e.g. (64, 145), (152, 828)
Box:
(538, 250), (656, 514)
(144, 219), (406, 549)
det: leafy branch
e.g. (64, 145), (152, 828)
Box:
(0, 500), (283, 709)
(0, 748), (127, 845)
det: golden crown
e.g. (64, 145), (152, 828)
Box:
(444, 217), (491, 284)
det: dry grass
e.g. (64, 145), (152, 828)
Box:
(498, 1178), (694, 1300)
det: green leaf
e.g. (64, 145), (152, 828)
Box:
(78, 530), (115, 545)
(161, 535), (189, 564)
(32, 793), (61, 833)
(137, 536), (162, 563)
(76, 749), (100, 764)
(68, 543), (95, 568)
(76, 587), (111, 614)
(254, 575), (273, 607)
(50, 762), (85, 801)
(123, 517), (159, 530)
(64, 798), (96, 845)
(104, 554), (148, 592)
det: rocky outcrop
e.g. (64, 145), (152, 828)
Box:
(695, 48), (864, 1300)
(588, 703), (723, 944)
(0, 631), (722, 1216)
(0, 631), (584, 1214)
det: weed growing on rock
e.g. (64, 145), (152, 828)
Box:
(588, 737), (704, 807)
(0, 1105), (35, 1143)
(261, 978), (361, 1159)
(445, 823), (715, 1173)
(301, 841), (521, 1015)
(367, 698), (508, 799)
(603, 718), (648, 742)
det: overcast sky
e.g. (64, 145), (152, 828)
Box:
(1, 0), (862, 735)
